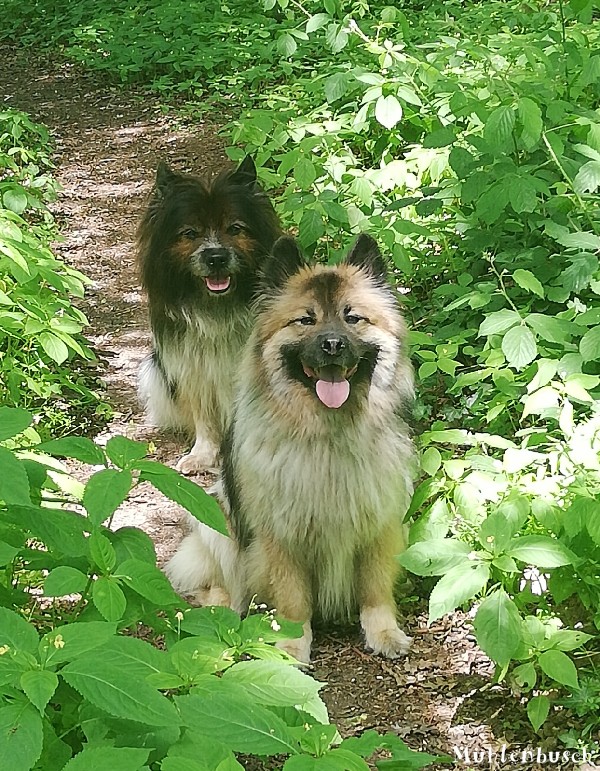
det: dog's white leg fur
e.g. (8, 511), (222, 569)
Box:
(176, 427), (219, 475)
(276, 620), (313, 666)
(360, 605), (412, 658)
(165, 523), (245, 611)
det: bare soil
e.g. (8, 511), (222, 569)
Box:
(1, 46), (587, 770)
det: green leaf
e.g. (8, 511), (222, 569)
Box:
(513, 269), (544, 298)
(109, 526), (156, 565)
(522, 386), (560, 419)
(92, 577), (126, 622)
(39, 332), (69, 364)
(324, 72), (350, 103)
(473, 590), (522, 667)
(525, 313), (572, 343)
(507, 536), (575, 567)
(306, 13), (329, 32)
(0, 702), (43, 771)
(478, 511), (518, 554)
(277, 32), (297, 57)
(176, 683), (299, 755)
(420, 447), (442, 476)
(6, 505), (87, 557)
(222, 660), (326, 722)
(398, 539), (471, 576)
(37, 437), (106, 465)
(89, 531), (117, 573)
(0, 446), (31, 505)
(62, 747), (150, 771)
(61, 655), (181, 726)
(44, 566), (88, 597)
(548, 629), (593, 652)
(20, 669), (58, 713)
(83, 469), (132, 525)
(537, 649), (578, 689)
(501, 325), (537, 369)
(137, 461), (228, 536)
(294, 157), (317, 189)
(117, 558), (181, 605)
(40, 622), (117, 666)
(579, 325), (600, 362)
(298, 208), (325, 249)
(518, 97), (542, 149)
(429, 561), (490, 622)
(573, 159), (600, 194)
(0, 607), (39, 655)
(527, 695), (550, 732)
(0, 406), (32, 440)
(0, 540), (19, 566)
(509, 177), (537, 213)
(374, 94), (403, 129)
(478, 309), (520, 336)
(484, 104), (516, 147)
(105, 436), (147, 469)
(2, 187), (28, 214)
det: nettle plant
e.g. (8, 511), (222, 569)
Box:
(0, 407), (448, 770)
(226, 0), (600, 730)
(0, 110), (100, 427)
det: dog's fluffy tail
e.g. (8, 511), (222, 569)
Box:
(165, 522), (246, 612)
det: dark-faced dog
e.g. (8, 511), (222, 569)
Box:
(137, 156), (282, 472)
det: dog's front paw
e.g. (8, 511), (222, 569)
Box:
(276, 637), (312, 666)
(176, 447), (218, 475)
(366, 625), (412, 659)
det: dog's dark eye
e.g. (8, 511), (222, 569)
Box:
(344, 308), (367, 325)
(293, 316), (316, 326)
(180, 228), (199, 240)
(227, 223), (245, 236)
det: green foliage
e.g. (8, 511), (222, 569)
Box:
(0, 407), (445, 770)
(0, 109), (104, 432)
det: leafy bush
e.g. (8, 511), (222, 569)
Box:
(0, 407), (449, 770)
(0, 110), (102, 432)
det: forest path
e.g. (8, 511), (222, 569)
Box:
(2, 47), (519, 766)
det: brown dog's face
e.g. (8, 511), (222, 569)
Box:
(256, 236), (404, 410)
(139, 156), (281, 306)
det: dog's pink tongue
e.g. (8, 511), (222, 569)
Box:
(315, 379), (350, 408)
(206, 277), (231, 292)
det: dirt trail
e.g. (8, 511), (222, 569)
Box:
(1, 46), (552, 768)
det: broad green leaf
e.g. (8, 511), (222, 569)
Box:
(117, 558), (181, 605)
(105, 436), (147, 469)
(513, 661), (537, 689)
(518, 97), (542, 149)
(92, 577), (126, 622)
(176, 685), (299, 755)
(478, 309), (520, 336)
(44, 566), (88, 597)
(473, 589), (522, 667)
(37, 437), (106, 465)
(398, 539), (471, 576)
(0, 607), (39, 655)
(501, 325), (537, 369)
(547, 629), (593, 652)
(527, 695), (550, 731)
(325, 72), (349, 103)
(584, 499), (600, 546)
(420, 447), (442, 476)
(39, 332), (69, 364)
(573, 159), (600, 194)
(109, 526), (156, 564)
(83, 468), (132, 525)
(478, 511), (518, 554)
(62, 747), (149, 771)
(513, 269), (544, 298)
(525, 313), (572, 343)
(0, 540), (19, 566)
(6, 505), (87, 557)
(100, 636), (175, 677)
(522, 386), (560, 419)
(294, 157), (317, 189)
(374, 94), (403, 130)
(222, 660), (326, 722)
(89, 531), (117, 573)
(0, 406), (32, 440)
(537, 649), (578, 689)
(0, 446), (31, 505)
(0, 702), (43, 771)
(162, 758), (210, 771)
(509, 177), (537, 213)
(484, 104), (516, 147)
(298, 208), (325, 249)
(40, 622), (117, 666)
(2, 187), (28, 214)
(20, 669), (58, 713)
(61, 655), (180, 726)
(137, 461), (228, 536)
(579, 325), (600, 362)
(555, 230), (600, 251)
(410, 499), (452, 544)
(306, 13), (329, 32)
(429, 561), (490, 622)
(507, 536), (575, 567)
(277, 32), (297, 57)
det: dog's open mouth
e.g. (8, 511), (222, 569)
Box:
(204, 276), (232, 294)
(302, 364), (358, 409)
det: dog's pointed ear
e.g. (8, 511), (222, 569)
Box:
(155, 161), (177, 194)
(261, 237), (306, 290)
(345, 234), (387, 279)
(229, 155), (257, 187)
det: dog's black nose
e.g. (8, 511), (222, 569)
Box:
(321, 337), (346, 356)
(202, 248), (229, 268)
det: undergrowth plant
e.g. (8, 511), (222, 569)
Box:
(0, 110), (104, 433)
(0, 406), (449, 770)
